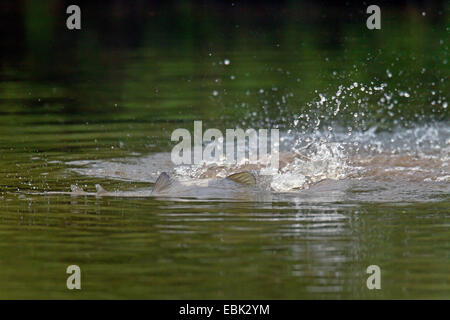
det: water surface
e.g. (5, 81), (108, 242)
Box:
(0, 2), (448, 299)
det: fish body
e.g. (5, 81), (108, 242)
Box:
(144, 171), (258, 199)
(151, 172), (255, 195)
(46, 171), (259, 199)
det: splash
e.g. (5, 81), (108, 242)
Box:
(67, 74), (448, 197)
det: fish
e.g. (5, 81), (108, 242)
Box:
(40, 171), (259, 199)
(149, 171), (257, 198)
(151, 171), (256, 194)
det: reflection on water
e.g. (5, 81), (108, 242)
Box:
(0, 1), (448, 299)
(0, 194), (448, 299)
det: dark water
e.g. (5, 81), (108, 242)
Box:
(0, 2), (448, 299)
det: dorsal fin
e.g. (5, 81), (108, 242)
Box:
(152, 172), (173, 194)
(226, 171), (256, 186)
(95, 184), (107, 195)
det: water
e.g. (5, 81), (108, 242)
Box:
(0, 2), (449, 299)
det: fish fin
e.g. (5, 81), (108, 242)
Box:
(95, 184), (107, 195)
(152, 172), (173, 193)
(226, 171), (256, 186)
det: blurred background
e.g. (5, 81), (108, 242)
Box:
(0, 0), (447, 131)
